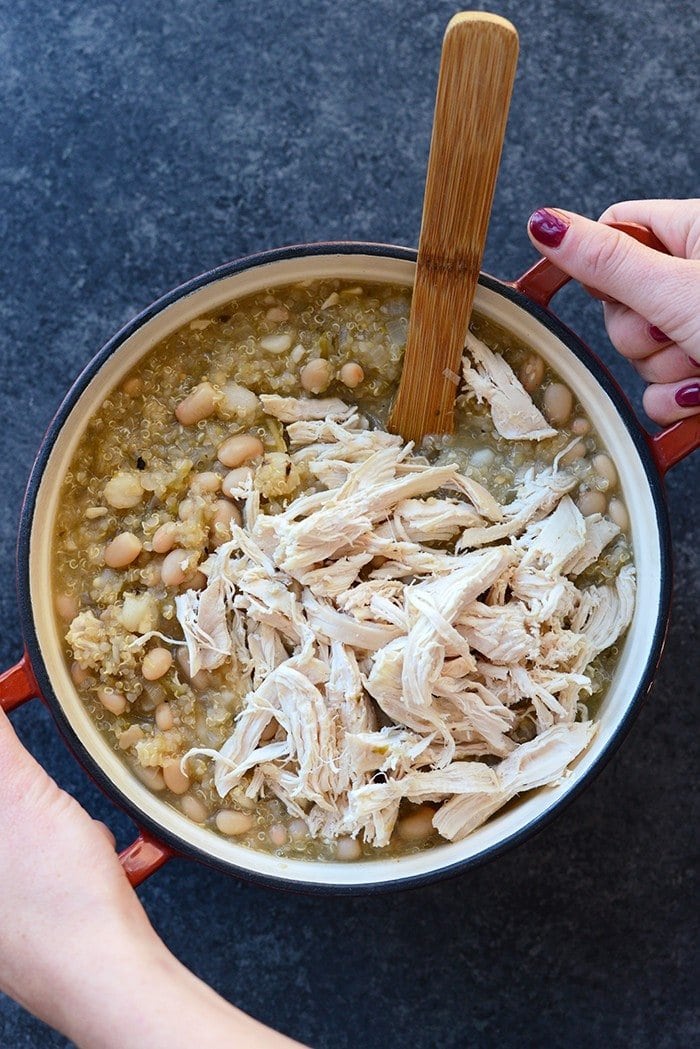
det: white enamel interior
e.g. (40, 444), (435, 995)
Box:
(29, 251), (663, 888)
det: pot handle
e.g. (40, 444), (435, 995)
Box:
(512, 220), (700, 475)
(119, 832), (173, 886)
(0, 652), (39, 711)
(1, 654), (172, 886)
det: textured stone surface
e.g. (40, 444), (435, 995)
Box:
(0, 1), (697, 1046)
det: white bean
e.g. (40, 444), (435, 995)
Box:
(300, 358), (332, 394)
(70, 661), (90, 686)
(288, 818), (308, 842)
(190, 471), (221, 493)
(177, 498), (196, 522)
(572, 417), (590, 436)
(209, 499), (243, 547)
(396, 805), (435, 842)
(222, 467), (253, 498)
(104, 531), (142, 568)
(519, 354), (545, 393)
(335, 837), (362, 861)
(142, 647), (172, 681)
(260, 332), (293, 354)
(161, 548), (196, 587)
(175, 381), (217, 426)
(215, 810), (255, 836)
(104, 471), (143, 509)
(339, 362), (364, 388)
(470, 448), (495, 468)
(118, 725), (144, 749)
(163, 760), (190, 795)
(97, 687), (126, 715)
(543, 382), (573, 426)
(265, 306), (289, 323)
(56, 593), (79, 620)
(133, 764), (165, 791)
(152, 521), (178, 554)
(121, 376), (142, 396)
(578, 490), (607, 516)
(230, 789), (256, 812)
(180, 795), (208, 823)
(608, 498), (629, 531)
(268, 824), (289, 847)
(593, 453), (617, 488)
(155, 701), (174, 731)
(560, 441), (587, 466)
(217, 433), (264, 469)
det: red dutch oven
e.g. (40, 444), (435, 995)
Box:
(1, 226), (698, 893)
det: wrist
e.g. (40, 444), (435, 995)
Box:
(54, 916), (300, 1049)
(47, 915), (174, 1048)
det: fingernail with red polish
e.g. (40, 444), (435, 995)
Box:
(528, 208), (570, 248)
(675, 382), (700, 408)
(649, 325), (670, 343)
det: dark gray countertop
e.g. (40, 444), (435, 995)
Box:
(1, 2), (697, 1046)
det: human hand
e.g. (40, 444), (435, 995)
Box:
(526, 199), (700, 425)
(0, 703), (157, 1035)
(0, 706), (304, 1048)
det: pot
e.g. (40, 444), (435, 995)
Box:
(1, 233), (698, 893)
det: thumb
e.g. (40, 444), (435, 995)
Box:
(527, 207), (697, 339)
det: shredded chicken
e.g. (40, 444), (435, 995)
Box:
(163, 370), (635, 849)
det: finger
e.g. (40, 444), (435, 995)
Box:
(598, 198), (700, 259)
(642, 380), (700, 425)
(93, 820), (117, 849)
(603, 301), (673, 360)
(527, 207), (700, 340)
(634, 346), (700, 384)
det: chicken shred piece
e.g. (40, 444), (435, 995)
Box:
(516, 496), (587, 576)
(433, 721), (596, 841)
(462, 331), (558, 441)
(174, 575), (232, 676)
(561, 513), (620, 576)
(456, 466), (577, 549)
(458, 601), (532, 664)
(393, 497), (483, 542)
(345, 761), (500, 847)
(401, 548), (515, 709)
(570, 564), (636, 664)
(260, 394), (355, 422)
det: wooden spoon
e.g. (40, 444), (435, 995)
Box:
(388, 12), (519, 442)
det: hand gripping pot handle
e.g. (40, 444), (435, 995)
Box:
(0, 654), (172, 885)
(512, 220), (700, 476)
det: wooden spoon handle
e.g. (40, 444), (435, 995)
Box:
(388, 12), (519, 441)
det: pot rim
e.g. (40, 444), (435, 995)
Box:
(15, 241), (673, 894)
